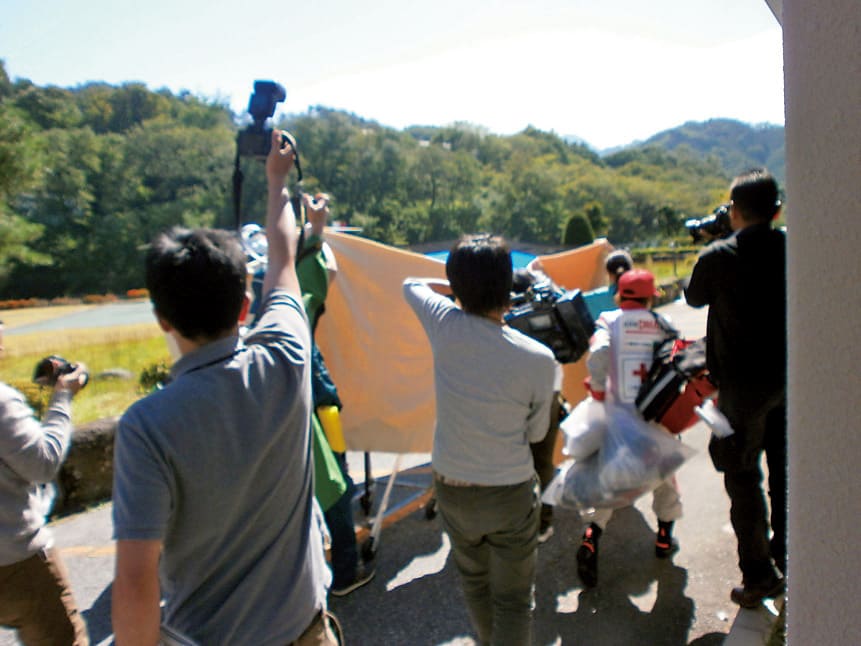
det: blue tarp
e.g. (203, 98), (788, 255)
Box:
(426, 249), (536, 269)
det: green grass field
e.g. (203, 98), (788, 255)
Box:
(2, 321), (169, 424)
(637, 250), (698, 283)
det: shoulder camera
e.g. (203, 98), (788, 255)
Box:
(505, 277), (595, 363)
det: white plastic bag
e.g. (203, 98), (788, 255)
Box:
(542, 455), (650, 511)
(598, 403), (695, 493)
(543, 403), (695, 512)
(694, 399), (735, 438)
(561, 396), (607, 460)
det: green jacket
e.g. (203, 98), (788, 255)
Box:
(297, 234), (346, 511)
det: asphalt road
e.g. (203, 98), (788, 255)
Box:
(1, 299), (769, 645)
(4, 301), (155, 336)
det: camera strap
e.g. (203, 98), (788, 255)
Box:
(232, 150), (244, 230)
(281, 131), (303, 183)
(278, 131), (310, 264)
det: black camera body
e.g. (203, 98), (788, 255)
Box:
(32, 355), (88, 388)
(685, 203), (733, 243)
(505, 280), (595, 363)
(236, 80), (287, 159)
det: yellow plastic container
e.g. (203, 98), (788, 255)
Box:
(317, 405), (346, 453)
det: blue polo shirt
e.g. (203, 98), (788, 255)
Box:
(113, 290), (329, 644)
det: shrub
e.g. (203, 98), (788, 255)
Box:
(82, 294), (119, 304)
(50, 296), (83, 306)
(139, 360), (171, 393)
(0, 298), (46, 310)
(7, 379), (52, 419)
(562, 213), (595, 247)
(126, 288), (149, 299)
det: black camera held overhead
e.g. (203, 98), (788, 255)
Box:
(32, 355), (89, 389)
(505, 275), (595, 364)
(233, 80), (303, 229)
(236, 80), (287, 159)
(684, 203), (733, 243)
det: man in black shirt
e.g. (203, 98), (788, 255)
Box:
(685, 168), (787, 608)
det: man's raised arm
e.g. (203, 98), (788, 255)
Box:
(262, 129), (301, 300)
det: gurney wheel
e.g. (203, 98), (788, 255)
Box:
(424, 497), (437, 520)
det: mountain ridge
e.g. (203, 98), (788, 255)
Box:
(565, 118), (785, 183)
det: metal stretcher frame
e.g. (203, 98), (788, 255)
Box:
(354, 452), (435, 562)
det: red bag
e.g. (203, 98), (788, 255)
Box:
(636, 336), (716, 434)
(655, 369), (716, 433)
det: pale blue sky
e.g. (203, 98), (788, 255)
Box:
(1, 0), (783, 149)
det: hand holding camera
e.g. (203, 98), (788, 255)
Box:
(265, 129), (296, 184)
(33, 355), (89, 394)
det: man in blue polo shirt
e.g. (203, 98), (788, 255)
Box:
(111, 130), (337, 645)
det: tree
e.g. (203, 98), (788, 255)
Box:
(562, 213), (595, 247)
(0, 60), (11, 99)
(12, 85), (83, 130)
(0, 104), (42, 198)
(584, 202), (607, 237)
(0, 99), (50, 287)
(0, 76), (775, 297)
(106, 82), (171, 133)
(659, 205), (680, 238)
(484, 154), (566, 243)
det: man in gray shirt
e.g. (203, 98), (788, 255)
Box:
(111, 130), (336, 645)
(404, 234), (556, 646)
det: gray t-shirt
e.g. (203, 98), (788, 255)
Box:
(404, 280), (557, 485)
(0, 386), (73, 565)
(113, 290), (329, 644)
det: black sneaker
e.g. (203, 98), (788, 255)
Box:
(576, 524), (601, 588)
(655, 522), (679, 558)
(330, 563), (376, 597)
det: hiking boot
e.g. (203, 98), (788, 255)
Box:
(576, 523), (602, 588)
(330, 563), (376, 597)
(730, 575), (786, 608)
(655, 520), (679, 558)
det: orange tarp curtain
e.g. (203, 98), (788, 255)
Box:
(316, 232), (614, 453)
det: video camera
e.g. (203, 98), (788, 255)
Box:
(505, 277), (595, 364)
(684, 203), (733, 243)
(236, 80), (287, 159)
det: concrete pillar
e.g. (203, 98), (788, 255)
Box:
(782, 0), (861, 641)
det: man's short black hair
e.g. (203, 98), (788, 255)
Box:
(730, 169), (781, 223)
(446, 234), (512, 316)
(146, 227), (247, 341)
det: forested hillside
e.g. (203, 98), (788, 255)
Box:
(634, 118), (785, 184)
(0, 63), (782, 299)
